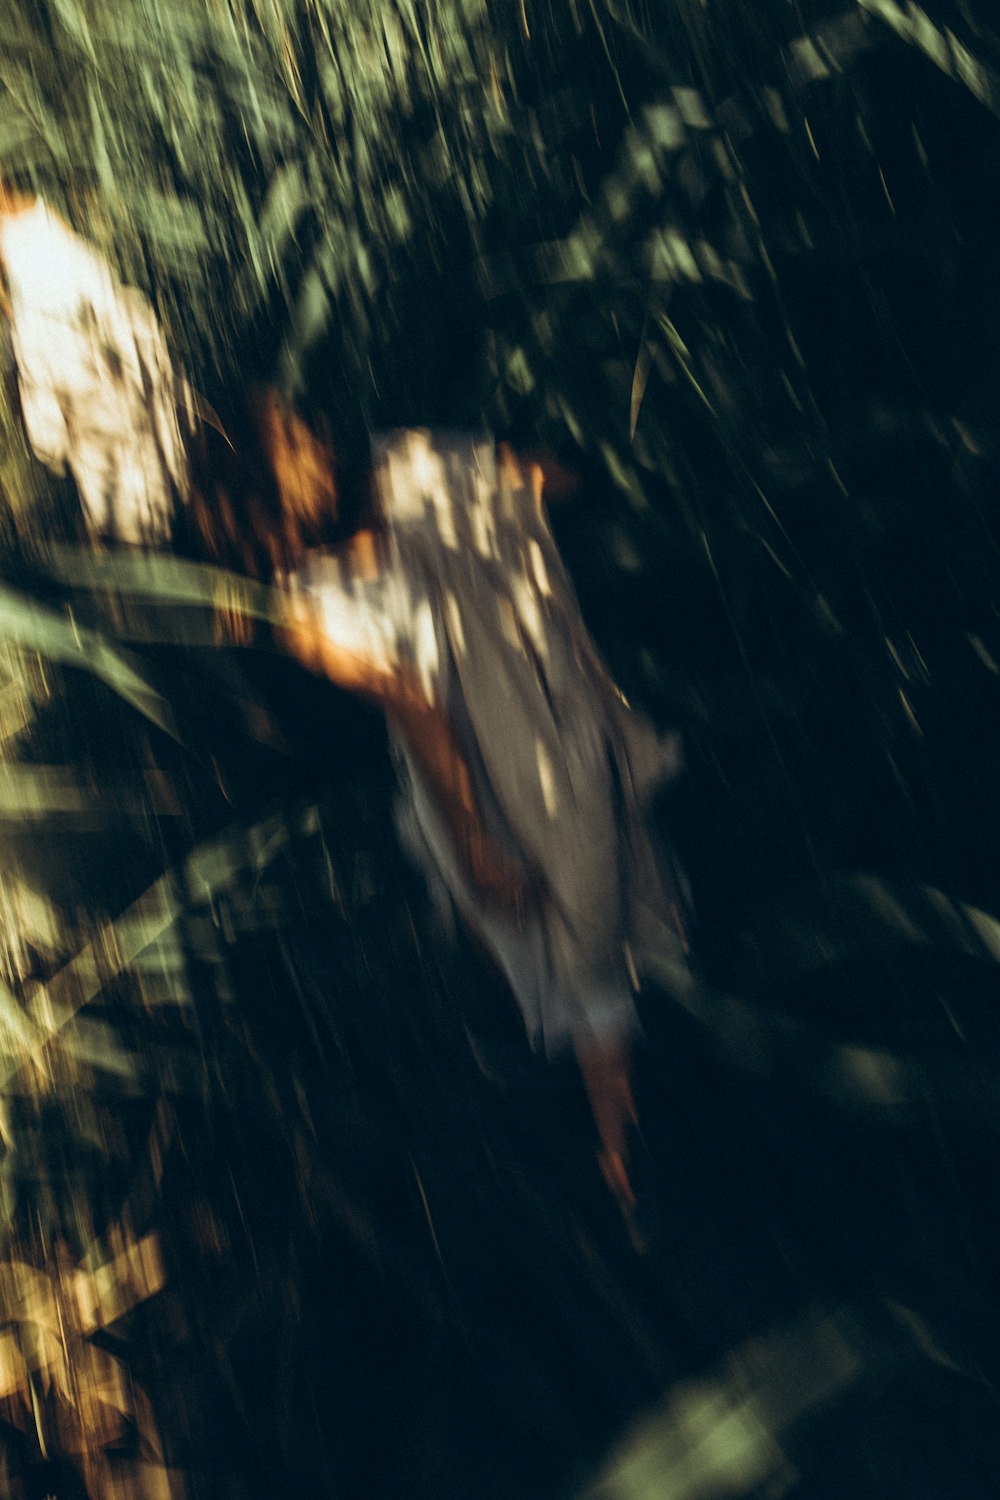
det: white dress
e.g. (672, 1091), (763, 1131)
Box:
(299, 430), (689, 1054)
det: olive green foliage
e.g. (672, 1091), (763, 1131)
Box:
(3, 3), (1000, 1496)
(0, 0), (519, 379)
(2, 0), (999, 538)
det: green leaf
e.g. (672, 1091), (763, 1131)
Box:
(0, 585), (180, 740)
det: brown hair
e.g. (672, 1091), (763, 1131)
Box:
(186, 386), (341, 581)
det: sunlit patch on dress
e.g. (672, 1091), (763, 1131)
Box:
(535, 737), (559, 819)
(511, 570), (546, 659)
(445, 590), (467, 656)
(528, 538), (551, 597)
(413, 596), (440, 704)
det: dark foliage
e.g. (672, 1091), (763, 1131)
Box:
(3, 2), (1000, 1496)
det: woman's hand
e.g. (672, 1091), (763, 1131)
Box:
(278, 593), (394, 698)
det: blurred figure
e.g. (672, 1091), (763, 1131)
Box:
(0, 179), (194, 546)
(281, 429), (689, 1233)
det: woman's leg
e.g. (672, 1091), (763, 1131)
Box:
(574, 1032), (638, 1210)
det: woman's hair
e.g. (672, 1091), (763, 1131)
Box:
(185, 386), (345, 581)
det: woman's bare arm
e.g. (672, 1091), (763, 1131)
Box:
(280, 595), (528, 909)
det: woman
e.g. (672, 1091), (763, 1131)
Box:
(278, 427), (690, 1229)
